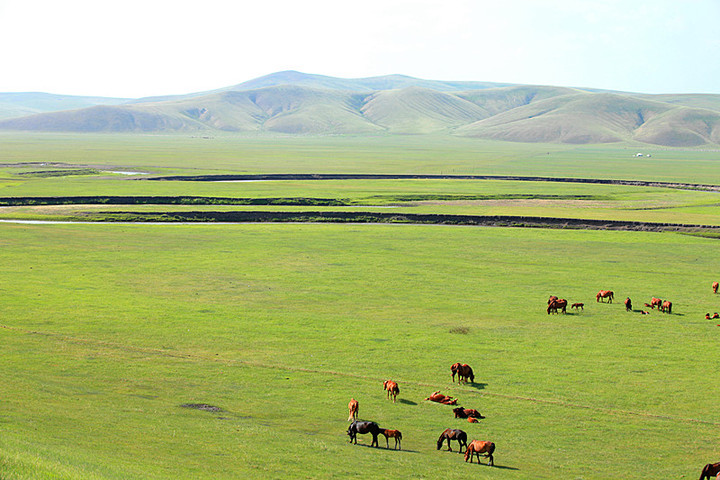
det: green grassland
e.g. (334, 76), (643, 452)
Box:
(2, 223), (720, 479)
(2, 134), (720, 479)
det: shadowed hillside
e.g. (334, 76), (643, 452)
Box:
(2, 71), (720, 146)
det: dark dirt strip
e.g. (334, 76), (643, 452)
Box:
(97, 210), (720, 232)
(143, 173), (720, 192)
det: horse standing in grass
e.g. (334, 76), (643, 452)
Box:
(451, 363), (475, 383)
(661, 300), (672, 314)
(596, 290), (614, 303)
(347, 398), (358, 422)
(698, 462), (720, 480)
(651, 297), (663, 309)
(713, 282), (718, 294)
(625, 297), (632, 312)
(436, 428), (468, 453)
(547, 298), (567, 314)
(381, 429), (402, 450)
(347, 421), (381, 447)
(464, 440), (495, 466)
(383, 380), (399, 403)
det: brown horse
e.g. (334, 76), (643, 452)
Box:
(699, 462), (720, 480)
(383, 380), (399, 403)
(436, 428), (467, 453)
(347, 398), (358, 422)
(624, 297), (632, 312)
(464, 440), (495, 466)
(425, 391), (458, 405)
(713, 282), (719, 294)
(381, 429), (402, 450)
(547, 298), (567, 314)
(596, 290), (614, 303)
(451, 363), (475, 383)
(650, 297), (662, 309)
(660, 300), (672, 314)
(548, 295), (558, 305)
(453, 407), (485, 419)
(571, 303), (584, 311)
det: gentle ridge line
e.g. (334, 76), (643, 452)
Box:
(3, 323), (719, 427)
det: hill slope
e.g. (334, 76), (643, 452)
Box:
(2, 71), (720, 146)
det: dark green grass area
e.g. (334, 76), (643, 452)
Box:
(13, 168), (101, 178)
(2, 223), (720, 479)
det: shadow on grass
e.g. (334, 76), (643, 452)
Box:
(350, 444), (418, 453)
(398, 399), (417, 405)
(466, 382), (488, 390)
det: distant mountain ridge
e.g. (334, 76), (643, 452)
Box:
(1, 70), (720, 147)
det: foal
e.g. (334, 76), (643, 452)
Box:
(381, 429), (402, 450)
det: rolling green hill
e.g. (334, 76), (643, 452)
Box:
(2, 72), (720, 146)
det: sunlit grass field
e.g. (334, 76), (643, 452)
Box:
(2, 134), (720, 479)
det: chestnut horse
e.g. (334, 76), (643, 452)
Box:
(383, 380), (399, 403)
(624, 297), (632, 312)
(347, 398), (358, 422)
(547, 298), (567, 314)
(381, 429), (402, 450)
(713, 282), (718, 294)
(451, 363), (475, 383)
(650, 297), (662, 309)
(699, 462), (720, 480)
(453, 407), (485, 419)
(661, 300), (672, 314)
(425, 391), (458, 405)
(548, 295), (558, 305)
(436, 428), (467, 453)
(464, 440), (495, 466)
(596, 290), (614, 303)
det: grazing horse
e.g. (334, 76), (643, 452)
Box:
(547, 298), (567, 314)
(548, 295), (558, 305)
(714, 313), (720, 319)
(713, 282), (719, 294)
(436, 428), (468, 453)
(596, 290), (614, 303)
(383, 380), (399, 403)
(451, 363), (475, 383)
(571, 303), (584, 311)
(425, 391), (458, 405)
(624, 297), (632, 312)
(650, 297), (662, 310)
(453, 407), (485, 419)
(661, 300), (672, 314)
(347, 398), (358, 422)
(699, 462), (720, 480)
(381, 429), (402, 450)
(464, 440), (495, 466)
(347, 421), (381, 447)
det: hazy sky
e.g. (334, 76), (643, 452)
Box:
(0, 0), (718, 98)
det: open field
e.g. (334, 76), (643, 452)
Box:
(2, 223), (720, 479)
(1, 134), (720, 479)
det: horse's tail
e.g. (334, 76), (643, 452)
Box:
(487, 442), (496, 456)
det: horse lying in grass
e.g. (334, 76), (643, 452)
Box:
(436, 428), (467, 453)
(425, 391), (458, 405)
(453, 407), (485, 419)
(347, 421), (381, 447)
(464, 440), (495, 466)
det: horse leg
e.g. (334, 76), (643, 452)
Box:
(487, 453), (494, 466)
(397, 437), (401, 450)
(446, 438), (452, 452)
(372, 433), (378, 448)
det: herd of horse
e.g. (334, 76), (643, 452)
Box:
(548, 290), (679, 316)
(347, 364), (495, 466)
(345, 282), (720, 473)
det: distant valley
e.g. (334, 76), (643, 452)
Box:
(1, 70), (720, 147)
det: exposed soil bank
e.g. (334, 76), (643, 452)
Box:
(96, 210), (720, 232)
(144, 174), (720, 192)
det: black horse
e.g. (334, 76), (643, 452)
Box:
(436, 428), (468, 453)
(700, 462), (720, 480)
(347, 421), (381, 447)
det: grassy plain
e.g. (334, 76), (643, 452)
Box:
(2, 223), (720, 479)
(1, 134), (720, 479)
